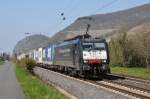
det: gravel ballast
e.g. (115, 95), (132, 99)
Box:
(34, 67), (136, 99)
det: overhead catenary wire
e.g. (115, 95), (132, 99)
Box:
(94, 0), (119, 14)
(49, 0), (119, 36)
(54, 1), (77, 20)
(49, 0), (81, 36)
(64, 0), (81, 17)
(48, 0), (74, 36)
(60, 0), (120, 39)
(76, 0), (119, 18)
(65, 0), (119, 26)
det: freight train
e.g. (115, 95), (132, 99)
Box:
(17, 35), (110, 77)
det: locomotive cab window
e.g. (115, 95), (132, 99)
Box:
(94, 43), (106, 50)
(82, 42), (106, 51)
(82, 43), (93, 50)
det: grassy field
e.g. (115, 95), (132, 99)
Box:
(15, 64), (69, 99)
(111, 66), (150, 79)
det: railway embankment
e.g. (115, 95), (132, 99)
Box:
(34, 67), (136, 99)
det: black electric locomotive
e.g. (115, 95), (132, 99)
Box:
(53, 35), (110, 77)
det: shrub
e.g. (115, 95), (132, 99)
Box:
(0, 57), (4, 61)
(25, 58), (36, 74)
(17, 58), (36, 74)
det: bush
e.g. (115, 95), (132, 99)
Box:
(25, 58), (36, 74)
(17, 58), (36, 74)
(0, 57), (4, 61)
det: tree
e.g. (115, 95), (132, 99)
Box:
(129, 32), (150, 71)
(109, 33), (128, 66)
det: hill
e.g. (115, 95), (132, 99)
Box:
(51, 3), (150, 43)
(13, 34), (51, 55)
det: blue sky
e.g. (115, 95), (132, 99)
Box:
(0, 0), (150, 53)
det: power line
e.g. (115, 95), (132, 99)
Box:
(64, 0), (81, 17)
(65, 0), (119, 24)
(49, 0), (119, 36)
(48, 0), (77, 36)
(60, 0), (75, 14)
(78, 0), (119, 18)
(94, 0), (119, 14)
(49, 0), (81, 35)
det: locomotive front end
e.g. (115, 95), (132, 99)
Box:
(81, 38), (110, 75)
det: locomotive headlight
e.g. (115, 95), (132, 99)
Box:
(84, 60), (88, 63)
(103, 60), (107, 63)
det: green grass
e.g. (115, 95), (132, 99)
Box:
(15, 64), (69, 99)
(111, 66), (150, 79)
(0, 60), (4, 65)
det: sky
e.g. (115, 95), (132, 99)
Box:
(0, 0), (150, 53)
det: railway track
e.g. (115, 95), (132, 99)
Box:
(96, 74), (150, 99)
(104, 74), (150, 92)
(94, 80), (150, 99)
(39, 66), (150, 98)
(78, 74), (150, 99)
(74, 75), (150, 99)
(109, 73), (150, 84)
(73, 75), (150, 98)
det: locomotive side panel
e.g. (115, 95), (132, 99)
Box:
(53, 43), (80, 69)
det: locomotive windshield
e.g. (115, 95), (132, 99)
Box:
(94, 43), (105, 50)
(82, 43), (93, 50)
(82, 42), (106, 51)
